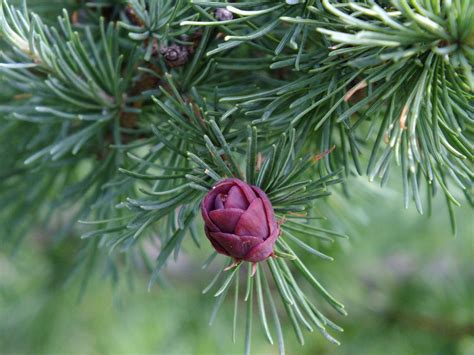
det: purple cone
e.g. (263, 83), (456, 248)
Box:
(201, 178), (280, 262)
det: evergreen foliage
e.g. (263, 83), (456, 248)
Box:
(0, 1), (472, 353)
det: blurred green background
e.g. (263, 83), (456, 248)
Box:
(1, 178), (473, 355)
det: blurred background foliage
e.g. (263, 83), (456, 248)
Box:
(1, 175), (472, 355)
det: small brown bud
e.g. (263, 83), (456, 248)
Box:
(215, 8), (233, 21)
(160, 44), (189, 68)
